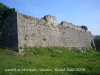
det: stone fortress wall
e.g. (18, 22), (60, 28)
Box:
(2, 9), (95, 52)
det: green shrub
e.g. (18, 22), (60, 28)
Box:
(81, 25), (88, 31)
(43, 38), (47, 41)
(94, 37), (100, 51)
(19, 46), (23, 49)
(24, 37), (27, 41)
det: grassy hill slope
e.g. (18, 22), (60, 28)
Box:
(0, 47), (100, 75)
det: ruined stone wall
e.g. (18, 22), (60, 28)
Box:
(1, 10), (95, 52)
(17, 13), (60, 51)
(16, 11), (95, 51)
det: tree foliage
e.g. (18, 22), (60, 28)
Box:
(81, 25), (88, 31)
(0, 3), (14, 36)
(94, 36), (100, 51)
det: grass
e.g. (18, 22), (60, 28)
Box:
(0, 46), (100, 75)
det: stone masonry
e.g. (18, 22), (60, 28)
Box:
(1, 9), (95, 52)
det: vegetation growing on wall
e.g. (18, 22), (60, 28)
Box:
(81, 25), (88, 31)
(43, 38), (47, 41)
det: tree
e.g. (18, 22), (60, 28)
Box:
(0, 3), (14, 47)
(94, 36), (100, 51)
(81, 25), (88, 31)
(0, 2), (14, 31)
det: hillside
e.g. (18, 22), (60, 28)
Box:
(0, 47), (100, 75)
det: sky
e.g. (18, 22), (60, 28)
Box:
(0, 0), (100, 35)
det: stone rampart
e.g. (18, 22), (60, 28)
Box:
(1, 9), (95, 52)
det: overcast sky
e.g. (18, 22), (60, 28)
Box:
(0, 0), (100, 35)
